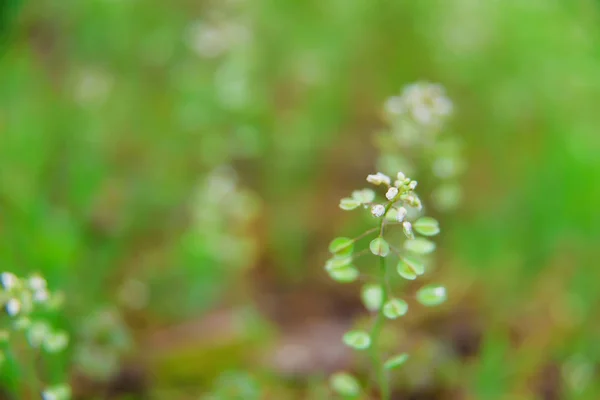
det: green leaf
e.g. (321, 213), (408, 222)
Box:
(325, 256), (353, 271)
(361, 284), (383, 312)
(397, 257), (425, 280)
(382, 298), (408, 319)
(397, 260), (417, 280)
(329, 237), (354, 257)
(384, 353), (409, 370)
(369, 237), (390, 257)
(330, 372), (361, 397)
(343, 330), (371, 350)
(339, 198), (361, 210)
(416, 285), (447, 307)
(414, 217), (440, 236)
(404, 238), (436, 255)
(328, 266), (359, 283)
(351, 189), (376, 204)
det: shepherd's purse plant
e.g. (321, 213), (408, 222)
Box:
(327, 173), (446, 399)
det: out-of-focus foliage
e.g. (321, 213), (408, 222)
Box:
(1, 0), (600, 399)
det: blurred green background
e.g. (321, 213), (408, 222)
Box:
(2, 0), (600, 399)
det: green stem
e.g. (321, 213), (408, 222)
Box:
(368, 256), (390, 400)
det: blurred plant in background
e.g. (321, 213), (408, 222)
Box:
(378, 82), (464, 212)
(0, 272), (70, 399)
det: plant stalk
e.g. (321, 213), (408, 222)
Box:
(369, 255), (390, 400)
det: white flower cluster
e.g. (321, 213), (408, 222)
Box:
(1, 272), (69, 352)
(1, 272), (70, 398)
(366, 171), (421, 214)
(338, 171), (422, 238)
(384, 82), (453, 127)
(378, 81), (463, 212)
(192, 166), (260, 269)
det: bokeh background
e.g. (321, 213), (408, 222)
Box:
(2, 0), (600, 399)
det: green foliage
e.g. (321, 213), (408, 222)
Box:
(328, 266), (360, 284)
(382, 298), (408, 319)
(384, 353), (409, 370)
(369, 237), (390, 257)
(361, 284), (384, 312)
(342, 330), (371, 350)
(330, 372), (361, 397)
(339, 198), (361, 211)
(413, 217), (441, 236)
(397, 257), (425, 279)
(416, 285), (447, 307)
(404, 238), (436, 255)
(329, 237), (354, 257)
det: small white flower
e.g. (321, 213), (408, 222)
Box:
(396, 172), (406, 181)
(408, 180), (418, 190)
(412, 104), (433, 125)
(366, 172), (391, 186)
(6, 298), (20, 316)
(27, 321), (50, 348)
(434, 96), (453, 116)
(186, 22), (229, 58)
(385, 187), (399, 201)
(371, 204), (386, 218)
(384, 96), (404, 116)
(396, 207), (408, 222)
(42, 391), (57, 400)
(1, 272), (17, 290)
(28, 275), (47, 291)
(42, 384), (71, 400)
(43, 331), (69, 353)
(34, 289), (49, 303)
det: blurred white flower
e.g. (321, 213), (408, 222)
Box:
(1, 272), (17, 290)
(186, 20), (251, 59)
(43, 331), (69, 353)
(27, 321), (50, 348)
(6, 298), (20, 317)
(386, 82), (453, 127)
(28, 275), (47, 291)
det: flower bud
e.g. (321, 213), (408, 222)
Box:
(371, 204), (385, 217)
(385, 187), (399, 201)
(366, 172), (391, 186)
